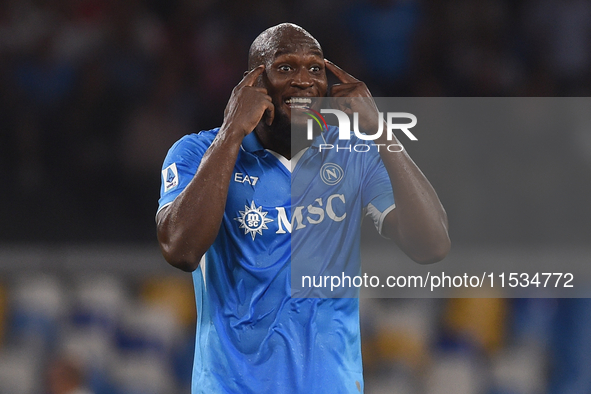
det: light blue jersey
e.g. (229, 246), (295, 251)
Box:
(158, 125), (395, 394)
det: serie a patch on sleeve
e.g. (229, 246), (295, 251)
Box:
(162, 163), (179, 192)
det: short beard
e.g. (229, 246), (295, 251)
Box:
(255, 108), (312, 158)
(265, 110), (292, 154)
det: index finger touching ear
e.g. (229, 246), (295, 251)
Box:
(324, 59), (359, 83)
(240, 65), (265, 87)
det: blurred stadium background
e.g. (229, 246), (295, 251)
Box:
(1, 0), (591, 393)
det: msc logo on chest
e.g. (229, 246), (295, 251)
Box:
(234, 201), (273, 240)
(234, 194), (347, 240)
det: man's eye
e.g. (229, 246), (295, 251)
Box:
(279, 65), (292, 72)
(310, 66), (321, 72)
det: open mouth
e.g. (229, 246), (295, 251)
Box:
(285, 97), (312, 109)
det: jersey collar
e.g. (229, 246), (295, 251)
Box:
(241, 131), (265, 153)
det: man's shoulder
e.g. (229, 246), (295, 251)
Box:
(174, 128), (220, 148)
(166, 128), (220, 157)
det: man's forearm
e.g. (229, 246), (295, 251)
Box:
(379, 134), (450, 264)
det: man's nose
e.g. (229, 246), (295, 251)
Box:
(290, 68), (314, 88)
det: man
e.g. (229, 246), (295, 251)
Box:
(157, 23), (449, 393)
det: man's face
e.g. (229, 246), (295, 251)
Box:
(260, 35), (328, 126)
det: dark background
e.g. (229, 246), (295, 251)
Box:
(1, 0), (590, 245)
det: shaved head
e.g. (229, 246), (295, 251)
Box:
(248, 23), (323, 70)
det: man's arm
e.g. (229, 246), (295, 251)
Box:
(157, 65), (274, 271)
(376, 143), (450, 264)
(325, 60), (450, 264)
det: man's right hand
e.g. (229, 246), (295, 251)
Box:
(222, 65), (275, 137)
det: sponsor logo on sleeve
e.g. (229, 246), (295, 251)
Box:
(162, 163), (179, 192)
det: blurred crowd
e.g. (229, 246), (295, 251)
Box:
(1, 0), (591, 243)
(0, 273), (197, 394)
(1, 270), (591, 394)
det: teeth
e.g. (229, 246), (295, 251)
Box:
(286, 97), (312, 109)
(286, 97), (312, 104)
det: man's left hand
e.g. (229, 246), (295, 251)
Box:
(325, 59), (381, 134)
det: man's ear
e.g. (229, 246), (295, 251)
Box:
(243, 70), (249, 77)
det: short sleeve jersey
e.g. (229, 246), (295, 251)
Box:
(158, 125), (395, 394)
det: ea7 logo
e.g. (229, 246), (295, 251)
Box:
(234, 172), (259, 186)
(307, 110), (417, 141)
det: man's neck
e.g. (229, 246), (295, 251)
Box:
(254, 128), (310, 160)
